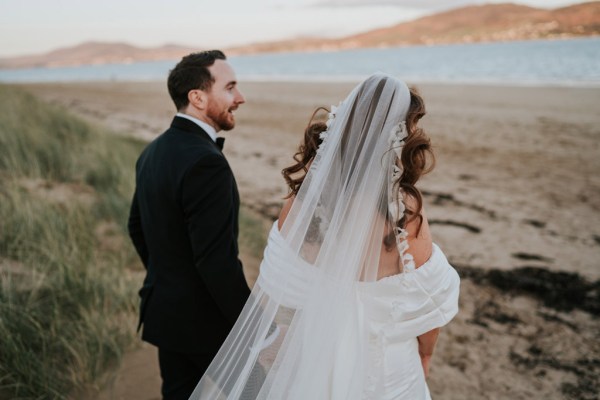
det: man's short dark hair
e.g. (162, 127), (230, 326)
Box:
(167, 50), (226, 111)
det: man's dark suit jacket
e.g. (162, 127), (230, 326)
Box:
(128, 116), (251, 355)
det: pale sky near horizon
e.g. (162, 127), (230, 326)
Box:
(0, 0), (587, 58)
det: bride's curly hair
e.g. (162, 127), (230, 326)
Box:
(396, 87), (435, 232)
(281, 88), (435, 250)
(282, 88), (434, 235)
(281, 107), (328, 199)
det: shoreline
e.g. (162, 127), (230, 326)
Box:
(1, 35), (598, 74)
(5, 77), (600, 89)
(2, 37), (599, 88)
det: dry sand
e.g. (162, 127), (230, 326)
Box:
(21, 80), (600, 399)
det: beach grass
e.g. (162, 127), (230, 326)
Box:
(0, 84), (144, 399)
(0, 84), (269, 399)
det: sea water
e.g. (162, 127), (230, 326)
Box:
(1, 37), (598, 86)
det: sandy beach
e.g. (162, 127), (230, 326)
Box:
(20, 80), (600, 399)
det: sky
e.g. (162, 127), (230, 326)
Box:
(0, 0), (587, 58)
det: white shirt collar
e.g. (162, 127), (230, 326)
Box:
(176, 112), (218, 142)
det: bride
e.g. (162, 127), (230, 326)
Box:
(190, 73), (460, 399)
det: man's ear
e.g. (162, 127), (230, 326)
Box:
(188, 89), (208, 110)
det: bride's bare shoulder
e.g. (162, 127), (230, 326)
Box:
(404, 195), (433, 269)
(277, 196), (295, 230)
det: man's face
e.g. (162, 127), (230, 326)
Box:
(205, 60), (245, 132)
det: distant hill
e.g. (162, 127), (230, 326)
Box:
(1, 2), (598, 69)
(0, 41), (201, 69)
(228, 1), (600, 54)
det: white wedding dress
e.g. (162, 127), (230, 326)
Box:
(257, 222), (460, 400)
(190, 73), (460, 400)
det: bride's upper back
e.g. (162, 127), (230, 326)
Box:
(278, 195), (433, 282)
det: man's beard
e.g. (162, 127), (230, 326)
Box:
(207, 105), (235, 131)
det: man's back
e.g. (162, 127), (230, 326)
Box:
(127, 51), (249, 400)
(130, 117), (249, 355)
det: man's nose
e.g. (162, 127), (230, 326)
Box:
(235, 89), (246, 104)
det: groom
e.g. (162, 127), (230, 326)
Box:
(128, 50), (251, 400)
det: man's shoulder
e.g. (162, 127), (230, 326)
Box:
(163, 129), (228, 168)
(137, 127), (223, 170)
(155, 126), (219, 152)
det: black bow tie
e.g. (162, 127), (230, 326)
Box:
(216, 137), (225, 150)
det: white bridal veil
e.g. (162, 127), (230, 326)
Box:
(190, 73), (448, 399)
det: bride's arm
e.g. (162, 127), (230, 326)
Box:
(405, 199), (439, 377)
(417, 327), (440, 378)
(277, 196), (295, 230)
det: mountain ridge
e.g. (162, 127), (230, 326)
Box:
(0, 42), (200, 69)
(1, 2), (598, 69)
(229, 2), (600, 54)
